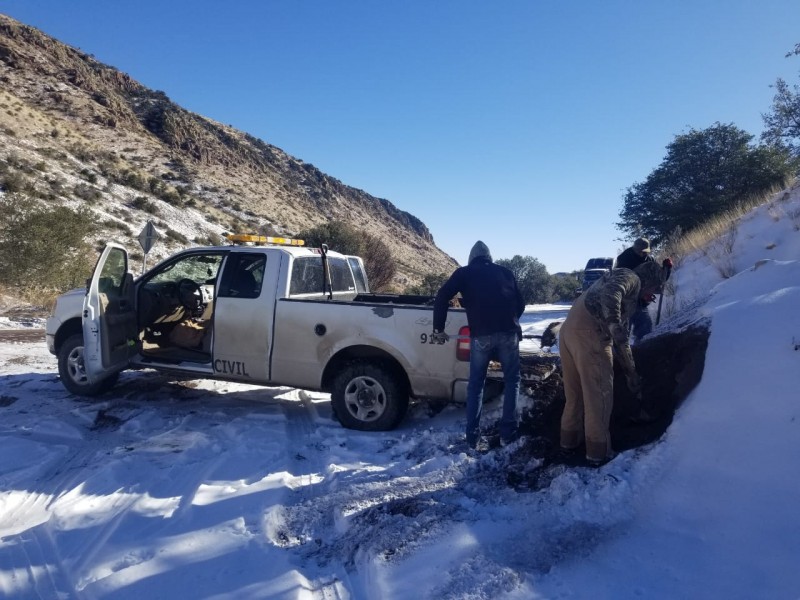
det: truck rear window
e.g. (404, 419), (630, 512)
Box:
(290, 256), (355, 295)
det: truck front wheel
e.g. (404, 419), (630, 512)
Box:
(331, 361), (409, 431)
(57, 334), (119, 396)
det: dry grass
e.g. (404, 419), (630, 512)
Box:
(0, 284), (61, 316)
(666, 205), (748, 261)
(663, 180), (797, 278)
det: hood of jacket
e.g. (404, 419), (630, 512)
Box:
(468, 241), (492, 265)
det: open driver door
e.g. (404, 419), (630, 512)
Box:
(82, 244), (138, 383)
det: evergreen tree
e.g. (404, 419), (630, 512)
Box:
(761, 44), (800, 157)
(495, 255), (552, 304)
(618, 123), (796, 243)
(405, 272), (450, 296)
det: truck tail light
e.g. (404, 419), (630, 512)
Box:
(456, 326), (471, 361)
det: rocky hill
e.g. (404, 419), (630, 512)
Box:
(0, 13), (457, 287)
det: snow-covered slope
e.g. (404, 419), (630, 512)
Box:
(0, 185), (798, 599)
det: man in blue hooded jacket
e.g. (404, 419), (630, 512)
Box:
(432, 241), (525, 448)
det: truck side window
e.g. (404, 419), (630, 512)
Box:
(329, 258), (355, 291)
(98, 248), (127, 295)
(347, 257), (368, 293)
(218, 253), (266, 299)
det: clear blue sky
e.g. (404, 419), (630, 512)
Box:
(3, 1), (799, 273)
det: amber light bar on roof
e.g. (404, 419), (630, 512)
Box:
(224, 233), (305, 246)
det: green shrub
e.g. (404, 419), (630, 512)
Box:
(0, 192), (96, 291)
(165, 228), (189, 244)
(148, 176), (164, 194)
(73, 183), (103, 202)
(194, 232), (223, 246)
(80, 168), (98, 184)
(405, 273), (450, 296)
(48, 177), (65, 195)
(131, 196), (160, 215)
(159, 188), (182, 205)
(68, 143), (94, 163)
(1, 171), (29, 193)
(102, 219), (132, 234)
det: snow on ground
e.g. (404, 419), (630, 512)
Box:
(0, 316), (46, 330)
(1, 185), (800, 599)
(0, 308), (570, 600)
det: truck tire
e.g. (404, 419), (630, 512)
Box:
(57, 334), (119, 396)
(331, 361), (409, 431)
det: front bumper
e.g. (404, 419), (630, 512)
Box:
(45, 316), (60, 355)
(46, 333), (56, 354)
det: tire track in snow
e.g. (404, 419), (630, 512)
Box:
(0, 527), (80, 600)
(68, 405), (251, 594)
(274, 390), (363, 599)
(0, 423), (130, 598)
(0, 400), (226, 597)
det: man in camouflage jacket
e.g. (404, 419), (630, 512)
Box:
(559, 260), (668, 464)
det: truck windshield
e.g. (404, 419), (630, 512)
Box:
(290, 256), (355, 295)
(148, 253), (224, 284)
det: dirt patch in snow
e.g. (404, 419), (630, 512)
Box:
(507, 322), (711, 489)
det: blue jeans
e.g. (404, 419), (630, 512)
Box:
(466, 331), (521, 445)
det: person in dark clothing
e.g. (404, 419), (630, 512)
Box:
(615, 238), (655, 343)
(615, 237), (654, 271)
(432, 241), (525, 448)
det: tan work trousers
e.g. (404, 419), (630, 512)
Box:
(559, 294), (614, 462)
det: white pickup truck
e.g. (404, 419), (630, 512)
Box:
(46, 237), (475, 430)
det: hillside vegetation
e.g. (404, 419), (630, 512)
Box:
(0, 13), (457, 299)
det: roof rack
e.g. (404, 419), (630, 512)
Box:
(224, 233), (305, 246)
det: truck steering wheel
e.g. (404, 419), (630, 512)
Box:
(177, 278), (204, 315)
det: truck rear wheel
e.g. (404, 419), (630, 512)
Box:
(331, 361), (408, 431)
(57, 334), (119, 396)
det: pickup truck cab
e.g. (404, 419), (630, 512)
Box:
(46, 237), (472, 431)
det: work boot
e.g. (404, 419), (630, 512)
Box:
(585, 452), (617, 467)
(559, 444), (580, 457)
(555, 444), (584, 466)
(465, 437), (489, 454)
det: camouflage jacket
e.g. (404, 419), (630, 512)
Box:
(583, 268), (641, 374)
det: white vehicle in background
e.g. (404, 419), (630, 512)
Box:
(46, 235), (478, 430)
